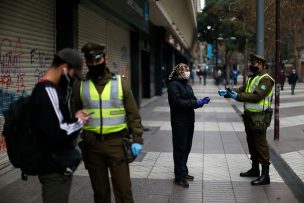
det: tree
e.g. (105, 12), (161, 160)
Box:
(280, 0), (304, 80)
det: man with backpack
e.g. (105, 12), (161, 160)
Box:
(29, 48), (89, 202)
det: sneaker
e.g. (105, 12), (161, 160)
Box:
(185, 174), (194, 181)
(174, 179), (189, 188)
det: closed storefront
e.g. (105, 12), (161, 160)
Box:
(78, 4), (107, 68)
(106, 22), (130, 79)
(0, 0), (56, 174)
(78, 4), (130, 79)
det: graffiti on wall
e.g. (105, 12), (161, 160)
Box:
(0, 36), (52, 115)
(0, 37), (25, 92)
(31, 48), (51, 81)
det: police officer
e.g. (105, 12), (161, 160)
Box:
(73, 42), (144, 202)
(218, 54), (274, 185)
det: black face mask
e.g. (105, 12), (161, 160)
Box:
(88, 62), (106, 77)
(249, 64), (259, 73)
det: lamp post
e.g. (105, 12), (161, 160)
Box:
(274, 0), (280, 140)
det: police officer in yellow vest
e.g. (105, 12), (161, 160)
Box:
(218, 54), (274, 185)
(73, 42), (144, 202)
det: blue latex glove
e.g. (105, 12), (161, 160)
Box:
(201, 96), (210, 104)
(195, 99), (205, 108)
(218, 89), (227, 96)
(131, 143), (142, 157)
(229, 91), (238, 100)
(195, 97), (210, 108)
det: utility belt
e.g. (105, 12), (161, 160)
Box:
(243, 109), (273, 132)
(81, 129), (128, 142)
(80, 129), (135, 166)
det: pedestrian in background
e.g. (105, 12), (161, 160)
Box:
(196, 68), (203, 84)
(30, 48), (89, 203)
(167, 63), (210, 188)
(232, 67), (239, 85)
(202, 68), (207, 86)
(218, 54), (274, 186)
(288, 68), (298, 95)
(73, 42), (144, 203)
(280, 69), (285, 90)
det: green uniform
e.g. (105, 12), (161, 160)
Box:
(73, 68), (143, 203)
(233, 70), (274, 164)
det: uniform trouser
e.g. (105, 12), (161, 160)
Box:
(81, 137), (133, 203)
(38, 173), (72, 203)
(244, 125), (270, 164)
(171, 121), (194, 181)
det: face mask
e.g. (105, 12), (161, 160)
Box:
(88, 62), (106, 77)
(181, 71), (191, 80)
(249, 65), (259, 73)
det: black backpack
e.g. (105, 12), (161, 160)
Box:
(2, 96), (45, 180)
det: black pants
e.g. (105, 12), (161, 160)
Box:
(171, 121), (194, 181)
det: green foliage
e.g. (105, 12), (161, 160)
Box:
(197, 0), (256, 52)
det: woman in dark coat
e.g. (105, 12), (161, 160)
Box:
(167, 63), (210, 187)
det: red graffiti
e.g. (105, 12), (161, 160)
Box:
(0, 37), (25, 91)
(0, 135), (6, 152)
(16, 73), (25, 92)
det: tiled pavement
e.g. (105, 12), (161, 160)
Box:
(0, 79), (304, 202)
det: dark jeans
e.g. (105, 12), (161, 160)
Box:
(291, 83), (296, 95)
(171, 121), (194, 181)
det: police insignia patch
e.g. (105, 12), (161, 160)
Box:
(261, 85), (266, 90)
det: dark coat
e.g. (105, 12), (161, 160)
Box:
(288, 73), (298, 84)
(167, 76), (197, 122)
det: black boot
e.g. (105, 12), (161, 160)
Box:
(251, 163), (270, 185)
(240, 162), (260, 177)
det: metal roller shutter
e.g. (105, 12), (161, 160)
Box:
(0, 0), (55, 175)
(78, 4), (107, 73)
(106, 22), (131, 80)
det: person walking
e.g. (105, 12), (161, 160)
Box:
(167, 63), (210, 188)
(30, 48), (89, 203)
(288, 68), (298, 95)
(218, 54), (274, 186)
(280, 69), (285, 91)
(202, 68), (207, 86)
(196, 68), (203, 84)
(72, 42), (144, 203)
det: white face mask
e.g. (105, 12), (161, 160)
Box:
(182, 71), (191, 80)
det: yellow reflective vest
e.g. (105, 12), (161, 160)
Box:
(80, 75), (127, 134)
(244, 73), (274, 112)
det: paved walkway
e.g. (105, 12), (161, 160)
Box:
(1, 79), (304, 202)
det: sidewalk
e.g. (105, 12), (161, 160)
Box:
(0, 79), (304, 202)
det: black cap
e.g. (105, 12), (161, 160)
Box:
(249, 53), (266, 64)
(55, 48), (84, 80)
(81, 42), (105, 62)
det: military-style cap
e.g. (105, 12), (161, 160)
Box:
(249, 53), (266, 64)
(81, 42), (105, 62)
(55, 48), (84, 80)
